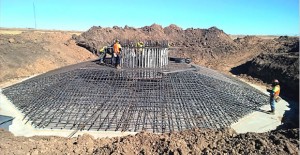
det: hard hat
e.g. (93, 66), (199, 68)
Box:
(274, 79), (279, 83)
(115, 39), (119, 43)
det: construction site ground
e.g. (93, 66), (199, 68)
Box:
(0, 27), (298, 154)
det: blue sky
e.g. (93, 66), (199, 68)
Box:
(0, 0), (298, 35)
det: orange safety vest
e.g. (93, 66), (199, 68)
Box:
(272, 85), (280, 97)
(113, 43), (122, 54)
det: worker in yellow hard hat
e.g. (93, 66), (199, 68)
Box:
(135, 40), (144, 67)
(136, 40), (144, 49)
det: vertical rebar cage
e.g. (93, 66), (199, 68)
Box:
(120, 47), (168, 69)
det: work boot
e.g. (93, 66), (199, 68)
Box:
(267, 110), (275, 115)
(99, 59), (104, 64)
(116, 65), (121, 69)
(271, 110), (275, 115)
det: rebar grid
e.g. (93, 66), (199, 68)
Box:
(3, 62), (269, 133)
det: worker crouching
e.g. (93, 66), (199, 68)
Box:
(98, 46), (107, 64)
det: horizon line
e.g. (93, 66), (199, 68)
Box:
(0, 26), (298, 37)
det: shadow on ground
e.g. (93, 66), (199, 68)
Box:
(276, 100), (299, 130)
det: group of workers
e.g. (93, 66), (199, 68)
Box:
(98, 39), (144, 69)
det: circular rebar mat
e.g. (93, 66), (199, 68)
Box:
(2, 62), (268, 133)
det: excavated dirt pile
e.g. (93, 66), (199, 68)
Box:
(0, 31), (97, 87)
(232, 36), (299, 101)
(0, 128), (298, 154)
(74, 24), (242, 68)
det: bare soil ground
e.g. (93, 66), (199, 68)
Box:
(0, 26), (299, 154)
(0, 29), (97, 87)
(0, 128), (298, 155)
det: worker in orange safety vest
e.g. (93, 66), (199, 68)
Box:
(113, 39), (122, 69)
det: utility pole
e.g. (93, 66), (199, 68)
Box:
(0, 0), (2, 28)
(33, 1), (37, 29)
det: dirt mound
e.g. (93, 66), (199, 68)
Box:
(231, 36), (299, 101)
(0, 31), (97, 87)
(74, 24), (168, 54)
(0, 128), (298, 154)
(75, 24), (298, 72)
(75, 24), (242, 67)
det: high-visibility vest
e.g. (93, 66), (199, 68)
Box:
(113, 43), (122, 54)
(136, 42), (144, 48)
(99, 46), (107, 53)
(272, 85), (280, 96)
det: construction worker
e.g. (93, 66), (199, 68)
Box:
(136, 40), (144, 67)
(98, 46), (107, 64)
(136, 40), (144, 48)
(113, 39), (122, 69)
(268, 79), (280, 114)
